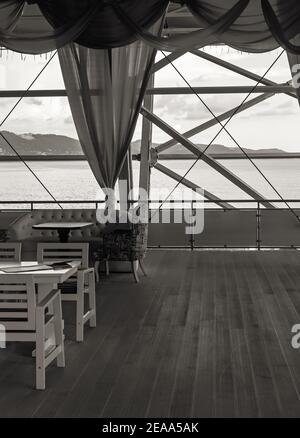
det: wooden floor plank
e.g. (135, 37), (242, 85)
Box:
(191, 252), (216, 417)
(229, 253), (260, 417)
(1, 250), (300, 418)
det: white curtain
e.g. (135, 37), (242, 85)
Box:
(58, 19), (163, 190)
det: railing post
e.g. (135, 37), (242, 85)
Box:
(256, 201), (261, 250)
(190, 200), (195, 251)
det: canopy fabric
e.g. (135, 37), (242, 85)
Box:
(0, 1), (300, 54)
(0, 0), (169, 53)
(39, 0), (168, 49)
(0, 1), (102, 54)
(0, 0), (24, 31)
(261, 0), (300, 55)
(185, 0), (300, 53)
(111, 0), (250, 51)
(58, 18), (163, 190)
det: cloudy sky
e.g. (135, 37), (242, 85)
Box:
(0, 46), (299, 152)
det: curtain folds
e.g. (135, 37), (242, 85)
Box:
(58, 18), (163, 190)
(0, 1), (168, 53)
(39, 0), (168, 49)
(0, 0), (24, 31)
(0, 1), (300, 54)
(111, 0), (250, 51)
(0, 1), (101, 54)
(262, 0), (300, 55)
(185, 0), (300, 53)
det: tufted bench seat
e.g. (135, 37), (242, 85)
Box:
(8, 209), (105, 261)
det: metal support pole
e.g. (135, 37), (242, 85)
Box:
(256, 202), (261, 250)
(156, 93), (275, 153)
(190, 200), (195, 251)
(154, 162), (234, 209)
(147, 85), (293, 95)
(191, 50), (297, 99)
(139, 74), (155, 198)
(118, 151), (133, 212)
(141, 107), (275, 209)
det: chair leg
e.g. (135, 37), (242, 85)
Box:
(94, 261), (100, 283)
(139, 259), (147, 277)
(88, 270), (96, 328)
(76, 275), (85, 342)
(53, 294), (65, 368)
(132, 260), (139, 283)
(35, 309), (46, 390)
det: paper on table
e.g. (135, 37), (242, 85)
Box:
(0, 264), (53, 274)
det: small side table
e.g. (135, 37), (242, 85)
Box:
(32, 222), (93, 243)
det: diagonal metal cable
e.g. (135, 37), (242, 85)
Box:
(0, 51), (63, 209)
(150, 49), (300, 222)
(0, 51), (57, 128)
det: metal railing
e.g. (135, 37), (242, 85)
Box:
(1, 198), (300, 250)
(0, 198), (300, 210)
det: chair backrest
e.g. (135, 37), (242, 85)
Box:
(0, 275), (36, 331)
(0, 242), (21, 262)
(37, 242), (89, 269)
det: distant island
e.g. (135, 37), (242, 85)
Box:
(0, 131), (298, 159)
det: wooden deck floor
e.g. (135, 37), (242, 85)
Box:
(1, 250), (300, 418)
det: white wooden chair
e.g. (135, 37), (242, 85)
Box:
(0, 242), (21, 262)
(37, 243), (96, 342)
(0, 275), (65, 390)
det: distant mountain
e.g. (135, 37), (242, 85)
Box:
(130, 140), (292, 157)
(0, 131), (83, 156)
(0, 131), (294, 157)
